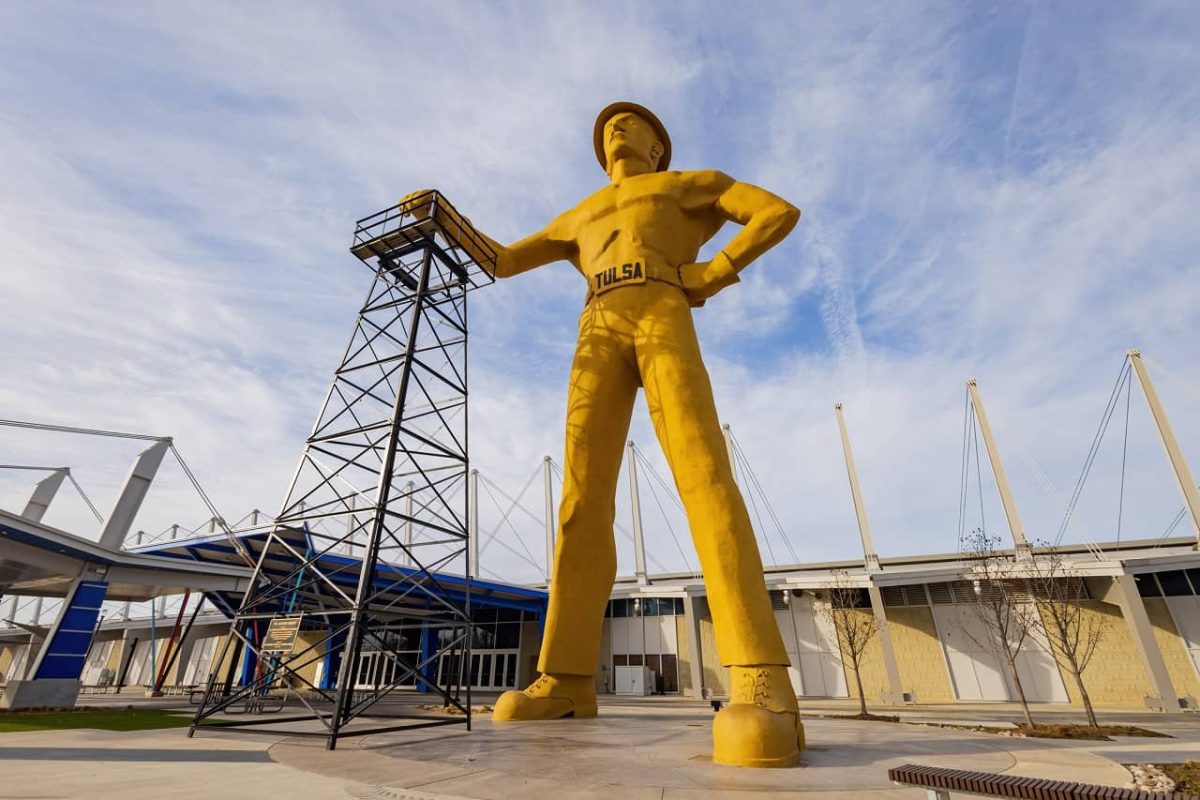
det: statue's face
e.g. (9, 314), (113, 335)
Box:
(603, 111), (662, 172)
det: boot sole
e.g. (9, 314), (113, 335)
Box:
(713, 750), (801, 768)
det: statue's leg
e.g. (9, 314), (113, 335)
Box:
(493, 298), (638, 722)
(636, 285), (803, 766)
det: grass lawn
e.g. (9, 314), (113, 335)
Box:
(1017, 723), (1169, 740)
(0, 708), (193, 733)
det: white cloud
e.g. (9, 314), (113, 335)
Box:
(1, 1), (1198, 580)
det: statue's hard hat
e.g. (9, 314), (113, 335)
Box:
(593, 101), (672, 172)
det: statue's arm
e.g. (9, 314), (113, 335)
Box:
(681, 172), (801, 304)
(398, 191), (576, 278)
(479, 213), (577, 278)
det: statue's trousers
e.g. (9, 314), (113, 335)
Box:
(537, 281), (790, 675)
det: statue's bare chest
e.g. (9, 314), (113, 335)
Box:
(572, 176), (702, 264)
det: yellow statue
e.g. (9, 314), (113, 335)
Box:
(402, 101), (802, 768)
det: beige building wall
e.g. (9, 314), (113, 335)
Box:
(518, 620), (542, 689)
(698, 616), (730, 696)
(290, 630), (326, 688)
(886, 606), (955, 702)
(1144, 598), (1200, 701)
(597, 619), (612, 694)
(836, 606), (955, 705)
(0, 645), (15, 678)
(675, 615), (693, 695)
(1038, 600), (1166, 708)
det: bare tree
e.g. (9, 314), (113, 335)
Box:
(1028, 543), (1107, 727)
(819, 569), (878, 716)
(960, 529), (1041, 727)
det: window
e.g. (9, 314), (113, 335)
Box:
(495, 623), (521, 649)
(1187, 569), (1200, 595)
(1135, 574), (1162, 597)
(1157, 571), (1194, 597)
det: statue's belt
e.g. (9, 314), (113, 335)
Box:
(585, 260), (684, 303)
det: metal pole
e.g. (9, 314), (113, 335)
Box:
(468, 470), (479, 578)
(543, 456), (555, 583)
(3, 595), (16, 628)
(966, 380), (1031, 558)
(1128, 350), (1200, 546)
(626, 441), (648, 586)
(330, 243), (434, 749)
(834, 403), (881, 571)
(124, 531), (141, 620)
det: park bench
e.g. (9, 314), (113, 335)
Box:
(889, 763), (1198, 800)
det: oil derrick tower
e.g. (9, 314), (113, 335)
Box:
(190, 192), (495, 748)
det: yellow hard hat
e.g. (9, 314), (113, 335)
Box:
(593, 101), (672, 172)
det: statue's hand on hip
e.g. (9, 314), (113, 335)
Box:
(679, 254), (740, 308)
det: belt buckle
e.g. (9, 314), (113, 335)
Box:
(590, 260), (647, 298)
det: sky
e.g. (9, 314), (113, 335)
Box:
(1, 1), (1198, 584)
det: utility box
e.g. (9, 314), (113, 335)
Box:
(614, 665), (654, 696)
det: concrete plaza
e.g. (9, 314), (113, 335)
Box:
(5, 695), (1199, 798)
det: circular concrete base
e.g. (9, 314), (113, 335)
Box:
(265, 701), (1133, 799)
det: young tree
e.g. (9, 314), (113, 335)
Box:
(1028, 543), (1107, 727)
(960, 529), (1041, 727)
(819, 569), (878, 716)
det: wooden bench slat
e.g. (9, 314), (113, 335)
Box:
(887, 763), (1198, 800)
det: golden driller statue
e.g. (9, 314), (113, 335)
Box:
(404, 101), (802, 767)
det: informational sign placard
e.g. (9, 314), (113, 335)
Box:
(260, 615), (303, 654)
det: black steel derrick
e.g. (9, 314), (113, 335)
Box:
(190, 192), (495, 749)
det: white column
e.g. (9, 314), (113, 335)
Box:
(866, 583), (905, 705)
(468, 469), (479, 579)
(966, 380), (1031, 558)
(403, 481), (415, 565)
(99, 439), (171, 549)
(1105, 574), (1181, 712)
(682, 594), (706, 699)
(1128, 350), (1200, 546)
(834, 404), (881, 571)
(543, 456), (556, 583)
(124, 532), (142, 620)
(22, 468), (68, 523)
(626, 441), (648, 586)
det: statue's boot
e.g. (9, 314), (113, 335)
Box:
(492, 673), (597, 721)
(713, 665), (805, 768)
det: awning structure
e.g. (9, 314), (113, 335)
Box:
(131, 526), (548, 620)
(0, 509), (252, 602)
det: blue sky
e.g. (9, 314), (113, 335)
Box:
(1, 1), (1198, 580)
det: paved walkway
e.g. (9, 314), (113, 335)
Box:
(5, 697), (1198, 798)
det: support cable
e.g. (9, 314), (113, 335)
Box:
(729, 434), (802, 565)
(732, 448), (779, 567)
(0, 419), (162, 441)
(168, 445), (252, 566)
(65, 473), (104, 523)
(972, 403), (987, 537)
(1117, 369), (1132, 545)
(548, 458), (678, 576)
(632, 448), (696, 574)
(1056, 359), (1131, 545)
(957, 389), (971, 552)
(476, 476), (546, 578)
